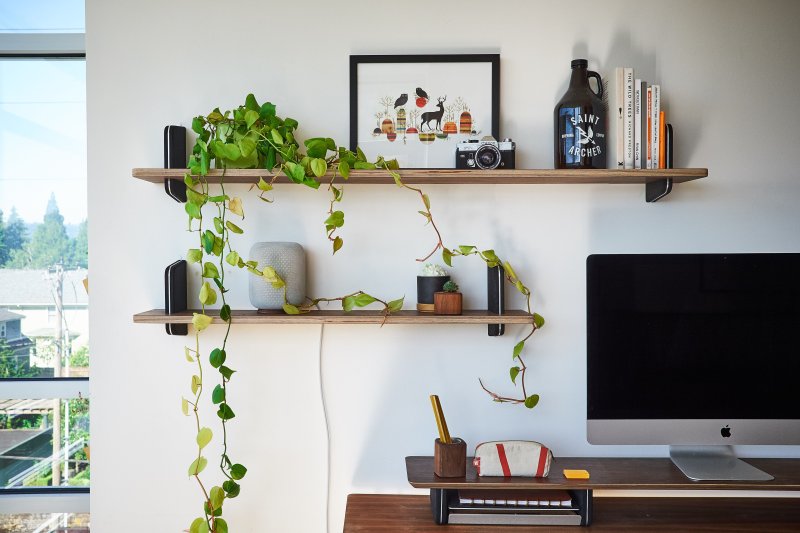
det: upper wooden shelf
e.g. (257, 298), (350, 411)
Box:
(133, 309), (533, 325)
(405, 456), (800, 491)
(132, 167), (707, 186)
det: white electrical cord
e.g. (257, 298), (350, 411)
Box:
(318, 323), (331, 533)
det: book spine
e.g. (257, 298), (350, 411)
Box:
(659, 110), (666, 169)
(615, 67), (624, 169)
(651, 85), (661, 171)
(623, 68), (634, 169)
(646, 86), (652, 169)
(634, 78), (643, 169)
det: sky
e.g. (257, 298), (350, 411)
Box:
(0, 0), (86, 225)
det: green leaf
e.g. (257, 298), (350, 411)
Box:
(202, 230), (215, 253)
(332, 236), (343, 254)
(260, 102), (276, 118)
(215, 517), (228, 533)
(510, 366), (520, 384)
(184, 173), (197, 188)
(191, 374), (201, 394)
(184, 346), (194, 361)
(223, 480), (241, 498)
(442, 248), (453, 267)
(503, 261), (517, 279)
(515, 280), (526, 294)
(214, 217), (224, 235)
(217, 403), (236, 420)
(387, 297), (404, 313)
(196, 427), (213, 449)
(283, 303), (300, 315)
(354, 293), (376, 307)
(199, 282), (216, 305)
(422, 194), (431, 210)
(482, 249), (499, 265)
(209, 486), (225, 510)
(284, 161), (305, 183)
(338, 161), (350, 179)
(191, 117), (205, 135)
(181, 397), (189, 416)
(353, 161), (376, 170)
(225, 220), (244, 234)
(257, 177), (273, 192)
(220, 304), (231, 322)
(203, 262), (220, 279)
(187, 249), (203, 264)
(262, 266), (285, 288)
(533, 313), (545, 328)
(212, 236), (224, 256)
(271, 129), (284, 145)
(209, 348), (226, 368)
(513, 341), (524, 359)
(225, 251), (239, 267)
(244, 109), (259, 129)
(219, 366), (235, 380)
(230, 463), (247, 480)
(356, 146), (367, 162)
(245, 93), (259, 111)
(284, 117), (298, 129)
(185, 202), (201, 220)
(457, 245), (475, 255)
(342, 295), (356, 312)
(306, 139), (328, 159)
(192, 313), (213, 331)
(524, 394), (540, 409)
(324, 211), (344, 228)
(190, 517), (207, 533)
(265, 146), (277, 170)
(310, 158), (327, 178)
(186, 188), (207, 207)
(212, 385), (225, 405)
(188, 456), (208, 476)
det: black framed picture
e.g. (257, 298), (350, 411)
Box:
(349, 54), (500, 168)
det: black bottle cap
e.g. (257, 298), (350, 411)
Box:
(571, 59), (588, 68)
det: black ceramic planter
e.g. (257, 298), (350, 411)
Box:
(417, 275), (450, 312)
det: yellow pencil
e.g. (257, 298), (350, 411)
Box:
(430, 394), (451, 444)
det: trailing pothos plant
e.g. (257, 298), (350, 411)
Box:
(178, 94), (543, 532)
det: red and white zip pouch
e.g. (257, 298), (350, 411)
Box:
(473, 440), (553, 477)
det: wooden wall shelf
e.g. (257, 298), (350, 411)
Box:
(133, 167), (707, 185)
(133, 309), (533, 326)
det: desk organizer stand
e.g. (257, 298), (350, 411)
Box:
(429, 487), (592, 526)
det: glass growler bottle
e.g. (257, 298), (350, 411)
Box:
(554, 59), (606, 169)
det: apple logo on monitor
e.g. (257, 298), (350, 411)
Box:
(721, 425), (732, 438)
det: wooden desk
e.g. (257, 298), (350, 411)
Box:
(344, 494), (800, 532)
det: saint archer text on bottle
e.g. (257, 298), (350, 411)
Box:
(554, 59), (607, 169)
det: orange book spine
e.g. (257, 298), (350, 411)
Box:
(659, 111), (666, 168)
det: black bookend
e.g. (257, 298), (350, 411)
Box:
(487, 265), (505, 337)
(164, 125), (187, 202)
(645, 123), (673, 203)
(165, 259), (188, 336)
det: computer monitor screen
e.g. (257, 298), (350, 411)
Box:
(586, 254), (800, 480)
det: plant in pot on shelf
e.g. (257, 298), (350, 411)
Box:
(173, 93), (545, 532)
(434, 280), (462, 315)
(417, 263), (450, 313)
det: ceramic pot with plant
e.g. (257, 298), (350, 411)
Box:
(417, 263), (450, 312)
(434, 280), (463, 315)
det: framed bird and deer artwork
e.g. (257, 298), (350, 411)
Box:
(350, 54), (499, 168)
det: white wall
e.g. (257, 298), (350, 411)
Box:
(87, 1), (800, 531)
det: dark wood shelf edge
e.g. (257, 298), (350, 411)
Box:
(133, 309), (534, 325)
(405, 456), (800, 491)
(133, 167), (708, 185)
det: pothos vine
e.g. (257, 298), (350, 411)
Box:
(179, 94), (544, 533)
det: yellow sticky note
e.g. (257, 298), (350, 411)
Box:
(563, 469), (590, 479)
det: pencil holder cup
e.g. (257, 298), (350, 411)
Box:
(434, 438), (467, 478)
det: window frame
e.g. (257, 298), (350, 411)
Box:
(0, 29), (90, 514)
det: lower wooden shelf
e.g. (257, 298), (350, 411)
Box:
(344, 494), (800, 532)
(133, 309), (533, 325)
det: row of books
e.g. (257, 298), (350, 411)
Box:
(615, 67), (668, 169)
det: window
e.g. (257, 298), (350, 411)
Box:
(0, 2), (88, 531)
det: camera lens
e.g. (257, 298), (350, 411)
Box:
(475, 144), (501, 169)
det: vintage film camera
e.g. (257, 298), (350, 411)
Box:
(455, 136), (516, 170)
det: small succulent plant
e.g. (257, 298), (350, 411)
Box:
(442, 280), (459, 292)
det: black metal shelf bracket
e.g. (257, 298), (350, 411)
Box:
(646, 178), (673, 202)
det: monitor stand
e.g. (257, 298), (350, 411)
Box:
(669, 445), (774, 481)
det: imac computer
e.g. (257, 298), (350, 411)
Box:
(587, 253), (800, 481)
